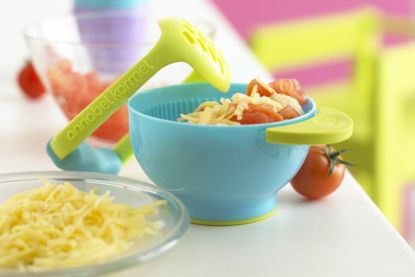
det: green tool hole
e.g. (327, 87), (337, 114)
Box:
(183, 23), (195, 34)
(182, 31), (196, 44)
(197, 38), (208, 51)
(209, 47), (217, 61)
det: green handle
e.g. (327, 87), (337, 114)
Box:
(50, 43), (170, 160)
(113, 133), (133, 164)
(111, 70), (207, 165)
(266, 107), (353, 145)
(183, 71), (206, 83)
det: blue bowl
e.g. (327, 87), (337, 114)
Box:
(128, 83), (316, 225)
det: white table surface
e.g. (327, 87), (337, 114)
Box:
(1, 0), (415, 276)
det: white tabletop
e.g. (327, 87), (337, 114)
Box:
(1, 0), (415, 276)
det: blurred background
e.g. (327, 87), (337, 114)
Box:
(2, 0), (415, 247)
(216, 0), (415, 247)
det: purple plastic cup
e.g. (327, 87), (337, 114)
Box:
(74, 1), (151, 73)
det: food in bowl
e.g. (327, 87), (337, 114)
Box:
(24, 13), (217, 145)
(128, 80), (351, 224)
(127, 82), (316, 224)
(178, 78), (308, 125)
(48, 59), (129, 142)
(0, 179), (165, 272)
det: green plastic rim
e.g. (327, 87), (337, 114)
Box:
(190, 209), (277, 226)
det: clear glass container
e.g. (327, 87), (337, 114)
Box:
(0, 171), (189, 276)
(23, 11), (215, 146)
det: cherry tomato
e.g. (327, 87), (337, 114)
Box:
(17, 61), (45, 99)
(268, 79), (308, 106)
(234, 103), (283, 124)
(291, 145), (347, 200)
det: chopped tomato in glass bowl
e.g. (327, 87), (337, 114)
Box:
(48, 59), (129, 143)
(24, 12), (216, 145)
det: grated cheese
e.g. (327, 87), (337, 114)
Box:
(0, 180), (166, 272)
(178, 79), (304, 125)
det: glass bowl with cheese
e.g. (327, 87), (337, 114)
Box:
(0, 171), (189, 276)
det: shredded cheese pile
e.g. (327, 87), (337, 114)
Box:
(0, 180), (166, 272)
(178, 80), (303, 125)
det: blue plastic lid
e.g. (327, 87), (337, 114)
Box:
(74, 0), (149, 9)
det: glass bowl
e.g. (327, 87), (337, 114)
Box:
(23, 10), (215, 146)
(0, 171), (189, 276)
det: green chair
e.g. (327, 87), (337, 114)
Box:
(249, 8), (380, 196)
(376, 42), (415, 231)
(249, 8), (415, 231)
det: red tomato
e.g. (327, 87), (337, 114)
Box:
(268, 79), (308, 106)
(92, 105), (129, 142)
(70, 79), (129, 142)
(48, 59), (129, 142)
(278, 105), (300, 119)
(234, 103), (283, 124)
(246, 79), (274, 97)
(48, 59), (73, 95)
(17, 61), (45, 99)
(291, 145), (347, 200)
